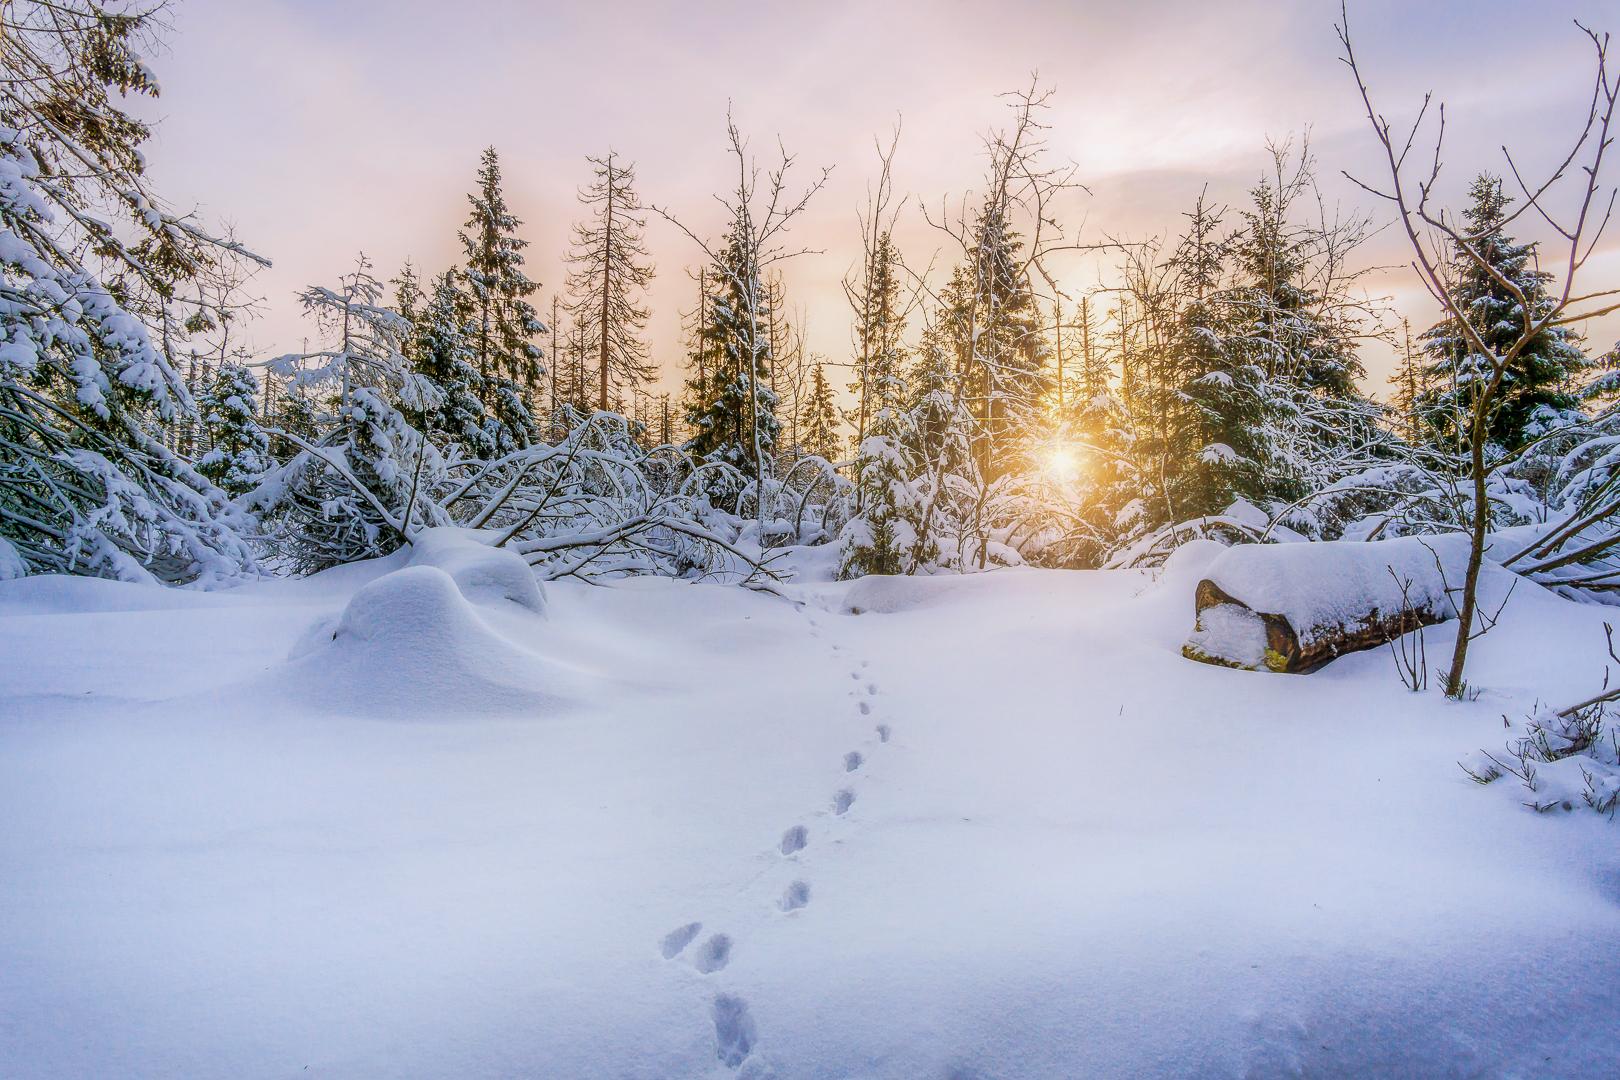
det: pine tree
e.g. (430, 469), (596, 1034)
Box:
(460, 147), (546, 401)
(683, 217), (781, 479)
(1416, 173), (1588, 449)
(848, 231), (908, 446)
(839, 433), (924, 579)
(1170, 193), (1263, 517)
(1386, 318), (1427, 444)
(564, 151), (656, 412)
(1224, 155), (1366, 398)
(961, 195), (1049, 478)
(197, 363), (269, 496)
(0, 0), (262, 582)
(413, 270), (496, 458)
(800, 363), (842, 461)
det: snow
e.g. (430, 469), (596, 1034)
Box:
(402, 526), (546, 614)
(1196, 534), (1499, 648)
(1186, 601), (1270, 668)
(3, 546), (1619, 1076)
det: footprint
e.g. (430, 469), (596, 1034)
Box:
(833, 788), (856, 815)
(860, 659), (870, 668)
(780, 825), (808, 855)
(779, 880), (811, 912)
(876, 724), (891, 743)
(661, 921), (702, 959)
(844, 751), (864, 772)
(858, 701), (871, 715)
(850, 672), (860, 681)
(694, 933), (732, 974)
(713, 994), (757, 1068)
(866, 683), (878, 696)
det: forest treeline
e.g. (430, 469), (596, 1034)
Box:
(3, 0), (1619, 673)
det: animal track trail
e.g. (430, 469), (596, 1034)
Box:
(858, 700), (871, 715)
(876, 723), (891, 743)
(779, 824), (808, 855)
(661, 921), (702, 959)
(779, 880), (811, 912)
(833, 788), (856, 815)
(844, 750), (864, 772)
(713, 994), (757, 1068)
(693, 933), (732, 974)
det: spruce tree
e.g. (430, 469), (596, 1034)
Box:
(460, 147), (546, 400)
(848, 231), (908, 446)
(197, 363), (270, 496)
(1416, 173), (1588, 449)
(0, 0), (261, 582)
(800, 363), (843, 461)
(414, 270), (497, 458)
(683, 218), (781, 479)
(961, 196), (1049, 478)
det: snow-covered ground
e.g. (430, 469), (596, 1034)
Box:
(3, 538), (1619, 1078)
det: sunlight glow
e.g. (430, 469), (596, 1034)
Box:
(1043, 445), (1083, 483)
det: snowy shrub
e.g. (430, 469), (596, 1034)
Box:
(1463, 703), (1620, 817)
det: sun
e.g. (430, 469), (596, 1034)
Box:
(1043, 445), (1082, 482)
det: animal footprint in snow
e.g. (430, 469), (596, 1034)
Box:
(661, 921), (702, 959)
(876, 724), (891, 743)
(694, 932), (732, 973)
(713, 993), (757, 1068)
(866, 683), (878, 695)
(779, 825), (808, 855)
(779, 880), (811, 912)
(833, 788), (856, 815)
(858, 701), (871, 715)
(844, 751), (864, 772)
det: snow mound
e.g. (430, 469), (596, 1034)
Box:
(282, 564), (565, 717)
(1157, 537), (1227, 592)
(1197, 534), (1482, 650)
(402, 527), (545, 614)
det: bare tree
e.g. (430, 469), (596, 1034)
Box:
(1339, 3), (1620, 697)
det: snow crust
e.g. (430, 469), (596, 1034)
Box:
(2, 548), (1618, 1077)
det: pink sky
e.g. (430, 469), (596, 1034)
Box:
(143, 0), (1620, 401)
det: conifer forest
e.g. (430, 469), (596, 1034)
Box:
(3, 2), (1620, 1076)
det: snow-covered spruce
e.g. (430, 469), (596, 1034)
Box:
(0, 6), (264, 584)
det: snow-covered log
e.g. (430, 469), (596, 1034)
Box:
(1182, 536), (1480, 673)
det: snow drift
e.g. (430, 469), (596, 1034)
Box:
(402, 527), (546, 615)
(276, 531), (564, 717)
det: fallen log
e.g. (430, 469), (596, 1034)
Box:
(1181, 535), (1482, 674)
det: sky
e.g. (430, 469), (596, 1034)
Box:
(140, 0), (1620, 403)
